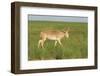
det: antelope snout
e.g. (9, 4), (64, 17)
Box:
(65, 33), (69, 38)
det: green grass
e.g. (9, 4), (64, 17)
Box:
(28, 21), (88, 60)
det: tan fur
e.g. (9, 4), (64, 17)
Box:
(38, 30), (69, 48)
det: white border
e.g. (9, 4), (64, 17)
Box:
(20, 7), (95, 70)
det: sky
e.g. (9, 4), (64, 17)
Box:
(28, 15), (88, 23)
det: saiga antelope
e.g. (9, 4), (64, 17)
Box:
(38, 29), (69, 48)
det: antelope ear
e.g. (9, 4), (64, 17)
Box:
(62, 29), (66, 32)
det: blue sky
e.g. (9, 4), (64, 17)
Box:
(28, 15), (88, 23)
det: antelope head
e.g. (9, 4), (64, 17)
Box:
(65, 31), (69, 38)
(63, 28), (70, 38)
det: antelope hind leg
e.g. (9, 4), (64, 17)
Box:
(41, 40), (45, 48)
(38, 40), (42, 48)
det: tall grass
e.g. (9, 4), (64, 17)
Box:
(28, 21), (88, 60)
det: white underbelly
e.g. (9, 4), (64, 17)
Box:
(47, 36), (57, 40)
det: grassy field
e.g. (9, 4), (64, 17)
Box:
(28, 21), (88, 60)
